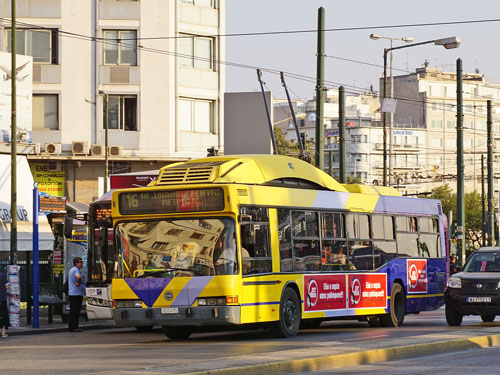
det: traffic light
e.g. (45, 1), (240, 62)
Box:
(207, 146), (218, 157)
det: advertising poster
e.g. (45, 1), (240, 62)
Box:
(348, 273), (387, 309)
(304, 274), (346, 312)
(7, 265), (20, 327)
(407, 259), (428, 293)
(29, 164), (66, 197)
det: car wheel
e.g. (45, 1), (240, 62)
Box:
(271, 287), (301, 338)
(445, 304), (463, 326)
(380, 283), (405, 327)
(162, 326), (193, 340)
(481, 314), (495, 322)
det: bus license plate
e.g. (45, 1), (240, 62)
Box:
(161, 308), (179, 314)
(466, 296), (491, 303)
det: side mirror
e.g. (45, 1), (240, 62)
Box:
(63, 216), (73, 239)
(451, 265), (462, 275)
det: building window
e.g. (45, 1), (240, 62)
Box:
(431, 137), (442, 147)
(446, 120), (456, 129)
(33, 94), (58, 130)
(104, 95), (137, 131)
(6, 29), (57, 64)
(179, 98), (214, 133)
(430, 119), (442, 129)
(103, 30), (137, 65)
(180, 0), (216, 7)
(445, 138), (456, 148)
(178, 35), (213, 69)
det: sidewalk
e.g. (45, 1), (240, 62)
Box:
(8, 307), (115, 336)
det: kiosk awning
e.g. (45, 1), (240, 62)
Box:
(0, 154), (55, 251)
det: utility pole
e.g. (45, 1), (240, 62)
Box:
(382, 49), (388, 186)
(10, 0), (18, 265)
(104, 94), (109, 192)
(456, 58), (465, 265)
(338, 86), (346, 183)
(487, 100), (494, 245)
(481, 155), (486, 247)
(315, 7), (325, 171)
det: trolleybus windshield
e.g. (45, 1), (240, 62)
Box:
(114, 218), (238, 278)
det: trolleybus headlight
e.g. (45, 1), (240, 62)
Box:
(447, 277), (462, 288)
(497, 281), (500, 289)
(134, 300), (143, 308)
(115, 299), (143, 308)
(197, 297), (233, 306)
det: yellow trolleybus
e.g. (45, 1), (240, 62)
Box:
(110, 155), (448, 339)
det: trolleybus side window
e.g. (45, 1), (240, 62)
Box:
(320, 212), (347, 271)
(347, 213), (373, 270)
(418, 217), (440, 258)
(396, 216), (419, 257)
(239, 206), (272, 275)
(278, 209), (293, 272)
(292, 211), (321, 271)
(372, 215), (397, 268)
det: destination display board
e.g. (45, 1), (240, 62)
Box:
(118, 188), (225, 215)
(92, 204), (112, 225)
(39, 195), (66, 213)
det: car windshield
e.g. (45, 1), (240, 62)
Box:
(114, 218), (237, 277)
(463, 252), (500, 273)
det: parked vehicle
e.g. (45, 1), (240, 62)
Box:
(445, 247), (500, 326)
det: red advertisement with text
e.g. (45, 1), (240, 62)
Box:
(348, 273), (387, 309)
(406, 259), (428, 293)
(304, 274), (347, 312)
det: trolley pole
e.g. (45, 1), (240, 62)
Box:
(339, 86), (346, 183)
(10, 0), (18, 265)
(487, 100), (495, 245)
(456, 58), (465, 265)
(315, 7), (325, 170)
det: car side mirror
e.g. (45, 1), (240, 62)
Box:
(63, 216), (73, 239)
(451, 265), (462, 275)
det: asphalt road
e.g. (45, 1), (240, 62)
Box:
(299, 346), (500, 375)
(1, 309), (499, 375)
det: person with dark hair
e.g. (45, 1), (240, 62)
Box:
(0, 271), (9, 337)
(68, 257), (85, 332)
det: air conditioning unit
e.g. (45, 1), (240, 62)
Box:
(44, 143), (62, 155)
(47, 160), (61, 172)
(90, 144), (104, 156)
(72, 141), (89, 155)
(109, 145), (123, 156)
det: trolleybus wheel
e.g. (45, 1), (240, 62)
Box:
(380, 283), (405, 327)
(445, 305), (463, 326)
(481, 314), (495, 323)
(134, 325), (154, 332)
(162, 326), (193, 340)
(272, 288), (301, 338)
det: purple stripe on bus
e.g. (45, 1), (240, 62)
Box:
(125, 278), (172, 307)
(313, 191), (350, 210)
(241, 301), (280, 306)
(185, 276), (214, 305)
(374, 196), (440, 215)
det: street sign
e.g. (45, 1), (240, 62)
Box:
(39, 195), (66, 213)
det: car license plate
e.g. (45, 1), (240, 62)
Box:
(466, 296), (491, 303)
(161, 308), (179, 314)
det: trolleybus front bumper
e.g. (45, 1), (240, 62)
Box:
(113, 305), (241, 327)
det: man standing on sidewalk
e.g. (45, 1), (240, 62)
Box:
(68, 257), (85, 332)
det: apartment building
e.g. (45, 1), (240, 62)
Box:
(392, 63), (500, 193)
(0, 0), (225, 202)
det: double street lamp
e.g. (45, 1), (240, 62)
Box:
(370, 34), (414, 186)
(372, 36), (461, 186)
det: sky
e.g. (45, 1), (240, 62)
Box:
(225, 0), (500, 101)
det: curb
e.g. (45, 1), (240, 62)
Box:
(9, 324), (116, 336)
(183, 332), (500, 375)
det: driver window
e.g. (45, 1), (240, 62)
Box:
(240, 206), (272, 275)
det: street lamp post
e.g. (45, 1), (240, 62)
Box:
(370, 34), (413, 186)
(373, 36), (461, 186)
(99, 91), (109, 192)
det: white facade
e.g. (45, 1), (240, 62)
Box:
(0, 0), (225, 202)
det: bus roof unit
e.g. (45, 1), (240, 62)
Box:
(154, 155), (348, 192)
